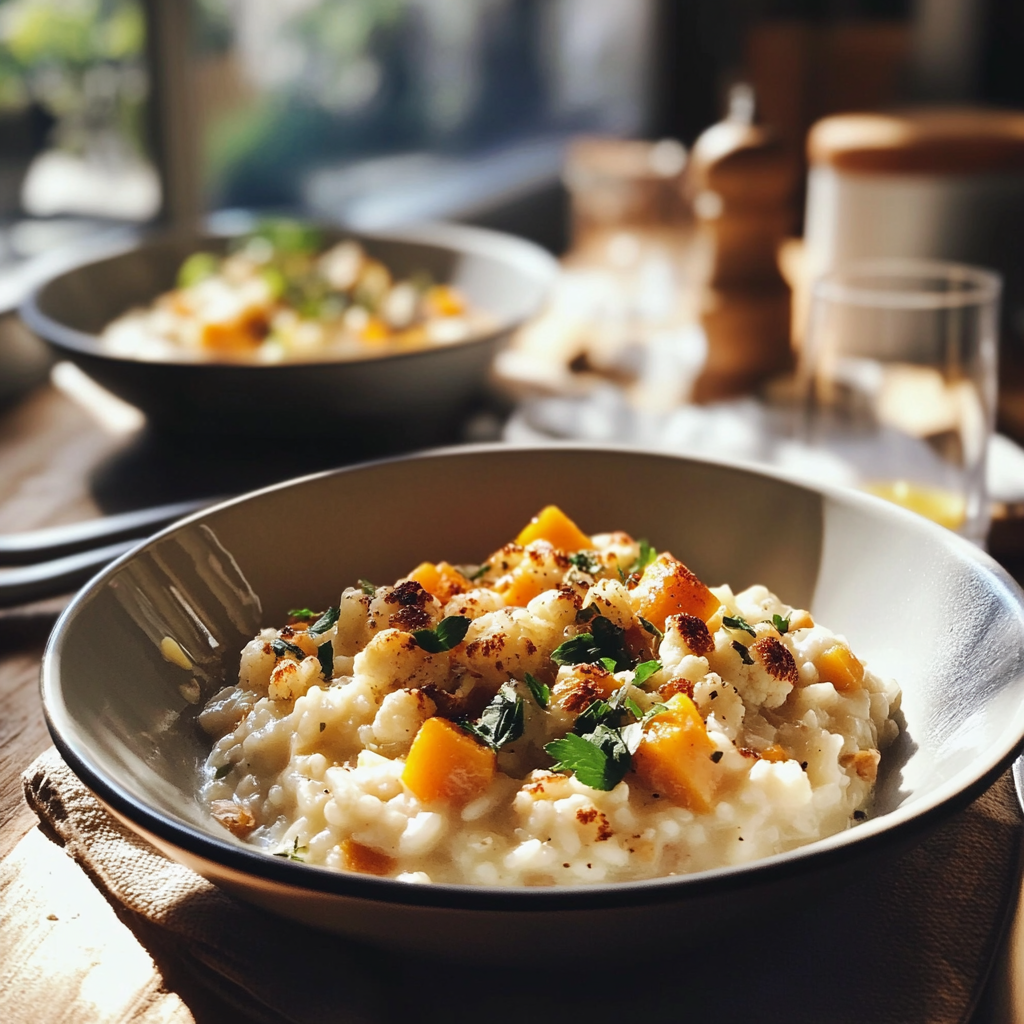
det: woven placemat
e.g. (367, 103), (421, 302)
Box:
(22, 747), (1023, 1024)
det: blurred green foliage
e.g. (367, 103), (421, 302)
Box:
(0, 0), (145, 151)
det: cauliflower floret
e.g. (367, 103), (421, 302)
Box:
(581, 578), (634, 630)
(371, 689), (437, 753)
(451, 607), (556, 689)
(353, 628), (450, 694)
(268, 655), (323, 701)
(707, 631), (794, 710)
(445, 587), (505, 620)
(238, 632), (277, 693)
(692, 674), (744, 740)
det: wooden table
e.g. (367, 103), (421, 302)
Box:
(0, 369), (486, 1021)
(3, 370), (1024, 1022)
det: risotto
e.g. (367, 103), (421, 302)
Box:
(101, 220), (487, 363)
(199, 505), (900, 886)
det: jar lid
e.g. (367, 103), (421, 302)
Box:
(808, 109), (1024, 175)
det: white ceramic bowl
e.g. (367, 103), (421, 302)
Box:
(40, 445), (1024, 958)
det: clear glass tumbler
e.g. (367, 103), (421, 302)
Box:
(799, 259), (1001, 544)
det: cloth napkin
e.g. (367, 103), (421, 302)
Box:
(22, 746), (1023, 1024)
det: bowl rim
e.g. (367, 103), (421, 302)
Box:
(19, 221), (560, 372)
(40, 442), (1024, 911)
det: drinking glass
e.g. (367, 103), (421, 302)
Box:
(798, 259), (1000, 544)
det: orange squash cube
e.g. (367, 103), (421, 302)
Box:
(515, 505), (591, 553)
(818, 643), (865, 693)
(402, 717), (496, 804)
(340, 839), (397, 877)
(500, 567), (548, 607)
(760, 743), (790, 763)
(633, 553), (721, 632)
(632, 694), (721, 812)
(408, 561), (471, 603)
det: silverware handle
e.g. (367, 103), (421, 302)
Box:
(0, 540), (138, 608)
(0, 497), (218, 565)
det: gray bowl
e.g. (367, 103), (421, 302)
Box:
(40, 445), (1024, 958)
(20, 223), (557, 434)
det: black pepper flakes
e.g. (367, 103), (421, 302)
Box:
(710, 750), (724, 763)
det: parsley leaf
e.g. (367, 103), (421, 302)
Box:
(632, 660), (662, 688)
(358, 578), (376, 596)
(638, 616), (663, 640)
(288, 608), (316, 620)
(545, 725), (631, 791)
(524, 673), (549, 709)
(723, 614), (756, 637)
(574, 684), (630, 736)
(624, 696), (644, 719)
(273, 836), (308, 862)
(308, 606), (339, 637)
(575, 604), (599, 624)
(214, 763), (232, 779)
(317, 640), (333, 680)
(460, 682), (524, 751)
(411, 615), (471, 653)
(551, 615), (633, 671)
(732, 640), (754, 665)
(599, 656), (618, 673)
(568, 551), (600, 574)
(467, 564), (489, 582)
(772, 613), (790, 634)
(271, 638), (307, 661)
(629, 540), (657, 575)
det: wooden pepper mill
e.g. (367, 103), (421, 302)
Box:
(686, 84), (796, 401)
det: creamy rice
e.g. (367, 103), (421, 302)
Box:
(199, 507), (900, 886)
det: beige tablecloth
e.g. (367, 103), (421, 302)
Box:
(22, 747), (1024, 1024)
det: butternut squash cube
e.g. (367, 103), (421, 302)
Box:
(818, 643), (864, 693)
(340, 839), (397, 877)
(515, 505), (591, 553)
(633, 553), (721, 632)
(500, 567), (548, 607)
(632, 694), (721, 813)
(402, 717), (495, 804)
(408, 561), (471, 603)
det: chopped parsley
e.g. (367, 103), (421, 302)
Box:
(723, 614), (756, 637)
(411, 615), (472, 653)
(550, 615), (634, 672)
(632, 660), (662, 688)
(638, 616), (663, 640)
(317, 640), (333, 680)
(460, 682), (524, 752)
(358, 578), (376, 596)
(568, 551), (600, 574)
(629, 540), (657, 575)
(319, 722), (326, 733)
(575, 604), (599, 624)
(308, 606), (339, 637)
(213, 763), (233, 779)
(772, 613), (790, 634)
(271, 638), (307, 661)
(273, 836), (308, 862)
(467, 564), (490, 582)
(732, 640), (754, 665)
(524, 672), (550, 709)
(545, 725), (631, 791)
(287, 608), (316, 620)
